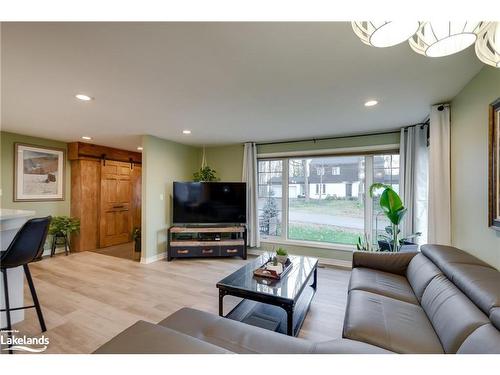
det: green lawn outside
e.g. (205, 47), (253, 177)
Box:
(288, 223), (361, 245)
(289, 198), (364, 218)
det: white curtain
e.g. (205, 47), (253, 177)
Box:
(400, 125), (429, 245)
(428, 104), (452, 245)
(242, 142), (260, 247)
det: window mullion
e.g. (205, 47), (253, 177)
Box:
(282, 158), (289, 241)
(365, 156), (374, 245)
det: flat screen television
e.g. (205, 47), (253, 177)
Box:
(173, 182), (247, 224)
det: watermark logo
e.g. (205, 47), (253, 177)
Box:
(1, 329), (49, 353)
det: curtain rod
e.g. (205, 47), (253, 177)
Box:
(254, 121), (429, 147)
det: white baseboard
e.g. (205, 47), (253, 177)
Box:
(140, 251), (167, 264)
(42, 246), (66, 257)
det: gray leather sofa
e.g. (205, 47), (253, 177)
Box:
(95, 245), (500, 354)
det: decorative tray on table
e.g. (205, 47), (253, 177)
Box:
(253, 258), (293, 280)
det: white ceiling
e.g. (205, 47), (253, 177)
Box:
(1, 22), (484, 151)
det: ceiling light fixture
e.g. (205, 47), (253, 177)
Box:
(81, 136), (92, 140)
(409, 22), (488, 57)
(75, 94), (93, 101)
(182, 130), (192, 135)
(352, 21), (421, 47)
(137, 146), (143, 151)
(364, 100), (378, 107)
(475, 23), (500, 68)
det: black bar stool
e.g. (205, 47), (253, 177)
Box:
(1, 216), (51, 351)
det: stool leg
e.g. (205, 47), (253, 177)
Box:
(1, 268), (13, 354)
(51, 236), (56, 257)
(23, 265), (46, 332)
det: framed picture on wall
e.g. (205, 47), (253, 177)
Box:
(489, 98), (500, 230)
(14, 143), (66, 201)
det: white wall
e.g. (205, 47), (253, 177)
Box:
(451, 66), (500, 270)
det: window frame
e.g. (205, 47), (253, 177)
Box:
(257, 146), (399, 250)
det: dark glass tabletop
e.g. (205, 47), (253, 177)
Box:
(216, 253), (318, 302)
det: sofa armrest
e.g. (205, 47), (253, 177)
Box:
(93, 320), (231, 354)
(352, 251), (418, 275)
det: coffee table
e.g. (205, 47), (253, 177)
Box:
(216, 253), (318, 336)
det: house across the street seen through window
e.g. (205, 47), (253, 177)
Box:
(257, 153), (400, 247)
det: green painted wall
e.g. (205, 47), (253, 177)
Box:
(450, 66), (500, 270)
(141, 135), (199, 261)
(0, 131), (71, 217)
(203, 133), (400, 262)
(203, 144), (244, 182)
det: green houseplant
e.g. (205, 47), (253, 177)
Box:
(275, 247), (288, 264)
(368, 183), (420, 252)
(49, 216), (80, 256)
(193, 166), (220, 182)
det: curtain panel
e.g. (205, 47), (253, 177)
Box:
(400, 124), (429, 244)
(428, 104), (452, 245)
(242, 142), (260, 247)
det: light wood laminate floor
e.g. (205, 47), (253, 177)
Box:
(6, 251), (350, 353)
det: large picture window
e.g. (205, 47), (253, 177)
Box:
(258, 153), (400, 247)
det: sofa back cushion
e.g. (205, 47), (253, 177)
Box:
(421, 245), (500, 330)
(421, 275), (490, 353)
(406, 253), (443, 301)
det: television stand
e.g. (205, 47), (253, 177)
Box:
(167, 225), (247, 261)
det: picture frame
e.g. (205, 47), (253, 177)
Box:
(488, 98), (500, 230)
(14, 143), (66, 201)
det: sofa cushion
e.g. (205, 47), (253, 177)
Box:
(93, 320), (232, 354)
(349, 267), (418, 305)
(406, 253), (443, 301)
(160, 307), (391, 354)
(352, 251), (417, 275)
(343, 290), (444, 353)
(421, 275), (491, 353)
(456, 324), (500, 354)
(159, 307), (316, 354)
(421, 245), (493, 271)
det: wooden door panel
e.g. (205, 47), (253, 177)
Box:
(100, 160), (133, 248)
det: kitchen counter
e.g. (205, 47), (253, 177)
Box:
(0, 208), (36, 325)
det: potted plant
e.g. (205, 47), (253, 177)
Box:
(369, 183), (421, 252)
(275, 247), (288, 264)
(356, 233), (375, 252)
(132, 227), (141, 253)
(193, 166), (220, 182)
(49, 216), (80, 256)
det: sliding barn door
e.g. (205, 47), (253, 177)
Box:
(100, 160), (132, 247)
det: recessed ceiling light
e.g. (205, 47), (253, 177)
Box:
(137, 146), (143, 151)
(81, 136), (92, 140)
(182, 130), (192, 135)
(364, 100), (378, 107)
(75, 94), (93, 101)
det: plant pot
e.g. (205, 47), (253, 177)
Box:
(276, 255), (288, 264)
(134, 237), (141, 253)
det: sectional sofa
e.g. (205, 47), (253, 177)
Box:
(95, 245), (500, 354)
